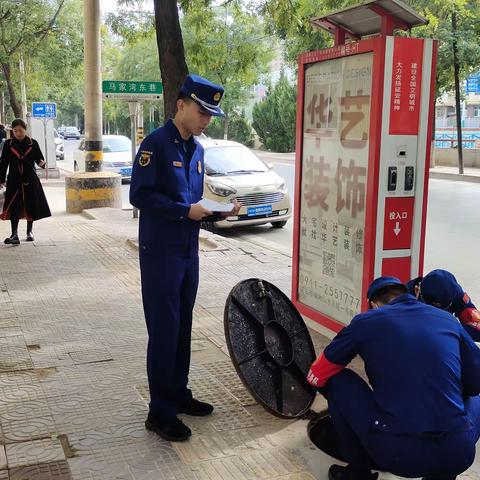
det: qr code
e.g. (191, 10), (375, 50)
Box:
(322, 251), (336, 277)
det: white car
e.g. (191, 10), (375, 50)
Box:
(74, 135), (133, 181)
(54, 129), (64, 160)
(199, 137), (291, 229)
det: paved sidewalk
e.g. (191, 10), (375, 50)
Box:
(0, 179), (477, 479)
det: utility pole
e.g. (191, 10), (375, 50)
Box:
(65, 0), (121, 213)
(84, 0), (103, 173)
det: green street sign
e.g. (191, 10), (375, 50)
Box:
(102, 81), (163, 101)
(103, 80), (162, 94)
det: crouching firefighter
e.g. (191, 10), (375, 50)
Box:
(307, 276), (480, 480)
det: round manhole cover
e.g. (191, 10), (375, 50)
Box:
(224, 278), (316, 418)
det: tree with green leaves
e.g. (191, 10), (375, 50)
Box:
(108, 1), (272, 137)
(182, 0), (274, 138)
(252, 73), (296, 152)
(0, 0), (67, 118)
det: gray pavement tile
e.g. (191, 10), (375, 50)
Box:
(68, 442), (196, 480)
(9, 460), (72, 480)
(0, 329), (24, 340)
(0, 371), (40, 388)
(0, 445), (6, 469)
(47, 390), (142, 417)
(0, 399), (52, 418)
(68, 349), (113, 365)
(1, 415), (58, 444)
(0, 344), (33, 372)
(0, 384), (46, 404)
(0, 471), (7, 480)
(5, 438), (65, 468)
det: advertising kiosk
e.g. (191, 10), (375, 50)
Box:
(292, 0), (437, 333)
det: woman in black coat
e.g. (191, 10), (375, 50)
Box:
(0, 118), (51, 245)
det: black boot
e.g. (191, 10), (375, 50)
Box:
(328, 465), (379, 480)
(26, 221), (34, 241)
(145, 414), (191, 442)
(4, 233), (20, 245)
(178, 397), (214, 416)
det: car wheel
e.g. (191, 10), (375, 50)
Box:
(201, 221), (217, 233)
(74, 161), (78, 172)
(271, 220), (287, 229)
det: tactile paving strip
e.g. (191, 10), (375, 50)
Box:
(174, 428), (277, 464)
(5, 438), (65, 468)
(184, 378), (258, 433)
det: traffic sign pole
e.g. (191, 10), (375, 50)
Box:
(32, 102), (56, 181)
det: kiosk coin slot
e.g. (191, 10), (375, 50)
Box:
(388, 166), (398, 191)
(405, 166), (415, 191)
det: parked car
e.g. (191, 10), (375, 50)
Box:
(63, 126), (81, 140)
(54, 129), (64, 160)
(199, 137), (291, 229)
(73, 135), (133, 182)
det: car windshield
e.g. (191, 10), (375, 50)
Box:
(204, 146), (269, 176)
(103, 137), (131, 153)
(66, 127), (78, 132)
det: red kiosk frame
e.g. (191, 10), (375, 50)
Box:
(292, 0), (437, 334)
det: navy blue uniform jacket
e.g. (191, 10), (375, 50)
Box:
(308, 294), (480, 434)
(129, 120), (204, 257)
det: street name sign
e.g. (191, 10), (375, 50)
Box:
(102, 81), (163, 101)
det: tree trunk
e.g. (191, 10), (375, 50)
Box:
(1, 62), (22, 119)
(452, 10), (464, 175)
(153, 0), (188, 122)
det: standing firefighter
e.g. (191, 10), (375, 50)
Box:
(307, 276), (480, 480)
(130, 74), (240, 442)
(0, 118), (51, 244)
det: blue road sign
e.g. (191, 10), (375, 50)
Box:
(466, 74), (480, 94)
(32, 102), (57, 118)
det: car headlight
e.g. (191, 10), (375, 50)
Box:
(207, 183), (237, 197)
(278, 181), (287, 192)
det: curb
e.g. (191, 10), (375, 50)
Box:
(429, 171), (480, 183)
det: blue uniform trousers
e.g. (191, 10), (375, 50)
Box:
(327, 369), (480, 479)
(140, 250), (199, 421)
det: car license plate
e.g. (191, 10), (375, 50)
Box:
(247, 205), (272, 216)
(120, 167), (132, 175)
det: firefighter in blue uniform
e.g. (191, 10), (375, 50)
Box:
(307, 276), (480, 480)
(130, 74), (240, 442)
(407, 269), (480, 341)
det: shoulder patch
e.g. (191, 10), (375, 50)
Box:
(139, 151), (152, 167)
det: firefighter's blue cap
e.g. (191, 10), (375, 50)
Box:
(180, 74), (225, 117)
